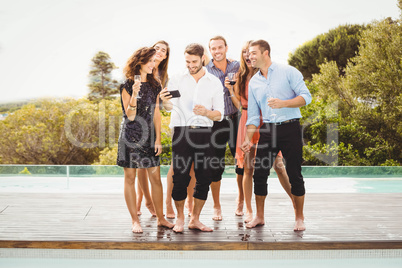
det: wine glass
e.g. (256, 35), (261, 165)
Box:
(134, 75), (142, 99)
(266, 92), (277, 122)
(227, 72), (236, 86)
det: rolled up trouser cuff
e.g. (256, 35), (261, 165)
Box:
(193, 188), (209, 201)
(235, 166), (244, 175)
(172, 174), (191, 201)
(291, 182), (305, 196)
(253, 178), (268, 196)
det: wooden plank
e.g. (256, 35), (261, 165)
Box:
(0, 192), (401, 250)
(0, 240), (401, 250)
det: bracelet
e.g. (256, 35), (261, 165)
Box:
(230, 94), (235, 97)
(128, 104), (137, 111)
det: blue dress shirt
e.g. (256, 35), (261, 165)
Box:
(206, 59), (240, 116)
(246, 62), (312, 126)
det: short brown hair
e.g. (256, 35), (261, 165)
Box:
(209, 35), (227, 47)
(184, 43), (204, 58)
(250, 39), (271, 57)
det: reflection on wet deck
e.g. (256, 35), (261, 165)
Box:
(1, 192), (401, 250)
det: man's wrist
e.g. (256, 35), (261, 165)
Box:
(162, 100), (172, 111)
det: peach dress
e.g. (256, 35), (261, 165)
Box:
(235, 81), (261, 168)
(235, 81), (283, 168)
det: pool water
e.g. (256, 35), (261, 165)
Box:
(1, 249), (401, 268)
(0, 177), (401, 194)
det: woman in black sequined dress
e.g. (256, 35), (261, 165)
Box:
(117, 47), (174, 233)
(136, 41), (170, 217)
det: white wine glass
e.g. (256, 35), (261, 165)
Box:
(134, 75), (142, 99)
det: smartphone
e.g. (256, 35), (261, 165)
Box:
(168, 90), (181, 98)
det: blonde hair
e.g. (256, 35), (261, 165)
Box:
(238, 41), (257, 100)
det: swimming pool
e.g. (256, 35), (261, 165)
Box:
(1, 249), (401, 268)
(0, 176), (401, 194)
(1, 165), (401, 194)
(1, 165), (401, 267)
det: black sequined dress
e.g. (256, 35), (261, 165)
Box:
(117, 80), (161, 168)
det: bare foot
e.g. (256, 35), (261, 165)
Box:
(137, 210), (142, 216)
(294, 218), (306, 231)
(157, 218), (174, 229)
(212, 207), (222, 221)
(245, 216), (265, 228)
(132, 221), (143, 233)
(244, 211), (253, 223)
(173, 218), (185, 233)
(145, 202), (156, 217)
(166, 203), (176, 219)
(188, 219), (213, 232)
(235, 199), (244, 216)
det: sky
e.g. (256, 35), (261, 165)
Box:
(0, 0), (400, 103)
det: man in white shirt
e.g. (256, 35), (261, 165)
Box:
(160, 43), (224, 233)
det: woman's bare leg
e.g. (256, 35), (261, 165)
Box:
(123, 168), (142, 233)
(273, 156), (295, 209)
(136, 179), (143, 215)
(186, 163), (196, 216)
(147, 166), (174, 228)
(165, 163), (175, 219)
(243, 147), (255, 223)
(137, 169), (156, 216)
(235, 173), (244, 216)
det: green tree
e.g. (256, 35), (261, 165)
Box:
(344, 17), (402, 163)
(288, 24), (366, 80)
(307, 15), (402, 165)
(0, 98), (121, 164)
(88, 51), (119, 101)
(96, 145), (118, 165)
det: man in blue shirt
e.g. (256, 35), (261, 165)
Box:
(242, 39), (312, 231)
(206, 36), (241, 221)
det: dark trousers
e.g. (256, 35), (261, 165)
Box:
(171, 126), (215, 201)
(253, 121), (305, 196)
(210, 112), (240, 181)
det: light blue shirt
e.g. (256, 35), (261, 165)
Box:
(246, 62), (312, 127)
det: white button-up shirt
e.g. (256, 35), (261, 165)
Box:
(167, 67), (224, 128)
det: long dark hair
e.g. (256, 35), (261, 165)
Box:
(152, 40), (170, 87)
(238, 41), (258, 100)
(123, 47), (161, 90)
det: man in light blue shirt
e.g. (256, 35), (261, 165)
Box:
(242, 40), (312, 232)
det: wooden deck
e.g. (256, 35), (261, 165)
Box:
(0, 192), (402, 250)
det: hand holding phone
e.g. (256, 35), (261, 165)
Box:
(168, 90), (181, 98)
